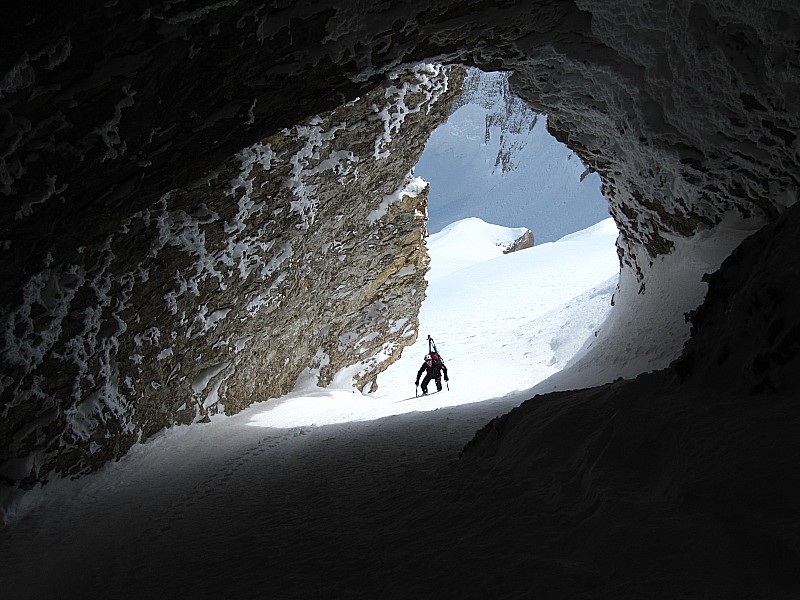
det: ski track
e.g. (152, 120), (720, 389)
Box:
(1, 394), (527, 598)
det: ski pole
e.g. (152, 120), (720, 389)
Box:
(415, 383), (419, 397)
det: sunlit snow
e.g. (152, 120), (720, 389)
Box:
(5, 215), (741, 600)
(247, 217), (620, 428)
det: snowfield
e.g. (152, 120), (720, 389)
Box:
(1, 217), (624, 598)
(248, 217), (620, 427)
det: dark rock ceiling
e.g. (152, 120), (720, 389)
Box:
(4, 1), (798, 284)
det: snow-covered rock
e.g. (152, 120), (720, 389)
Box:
(0, 63), (466, 489)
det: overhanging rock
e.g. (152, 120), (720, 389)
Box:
(0, 64), (465, 489)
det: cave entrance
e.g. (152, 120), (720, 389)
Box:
(417, 69), (610, 243)
(248, 68), (619, 428)
(371, 68), (619, 401)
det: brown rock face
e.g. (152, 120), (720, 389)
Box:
(1, 61), (465, 487)
(503, 230), (535, 253)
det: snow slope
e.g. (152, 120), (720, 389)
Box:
(4, 215), (769, 599)
(0, 217), (626, 599)
(247, 217), (620, 427)
(423, 217), (530, 281)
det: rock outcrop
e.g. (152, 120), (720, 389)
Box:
(456, 69), (542, 175)
(503, 229), (535, 254)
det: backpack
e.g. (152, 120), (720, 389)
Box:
(428, 336), (445, 367)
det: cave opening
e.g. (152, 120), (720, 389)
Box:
(416, 68), (610, 243)
(245, 66), (620, 429)
(0, 48), (767, 489)
(4, 4), (800, 597)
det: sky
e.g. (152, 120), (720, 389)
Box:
(415, 69), (609, 241)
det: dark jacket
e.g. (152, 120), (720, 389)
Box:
(416, 359), (448, 382)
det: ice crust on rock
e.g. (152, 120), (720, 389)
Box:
(0, 64), (465, 488)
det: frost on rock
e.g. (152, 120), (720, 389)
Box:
(0, 63), (465, 491)
(373, 64), (452, 160)
(368, 173), (428, 224)
(96, 85), (136, 162)
(286, 119), (359, 230)
(14, 175), (68, 221)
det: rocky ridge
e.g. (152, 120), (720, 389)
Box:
(455, 69), (541, 174)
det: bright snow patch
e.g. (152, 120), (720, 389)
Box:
(247, 217), (621, 428)
(367, 173), (427, 224)
(425, 216), (530, 281)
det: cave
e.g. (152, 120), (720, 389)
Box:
(2, 1), (800, 597)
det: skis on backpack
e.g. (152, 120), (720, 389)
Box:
(427, 335), (450, 391)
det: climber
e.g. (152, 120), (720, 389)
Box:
(415, 353), (448, 395)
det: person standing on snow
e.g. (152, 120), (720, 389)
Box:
(415, 353), (448, 395)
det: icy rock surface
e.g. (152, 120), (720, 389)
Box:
(0, 63), (465, 487)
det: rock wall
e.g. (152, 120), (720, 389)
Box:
(1, 63), (465, 488)
(510, 0), (800, 282)
(674, 200), (800, 394)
